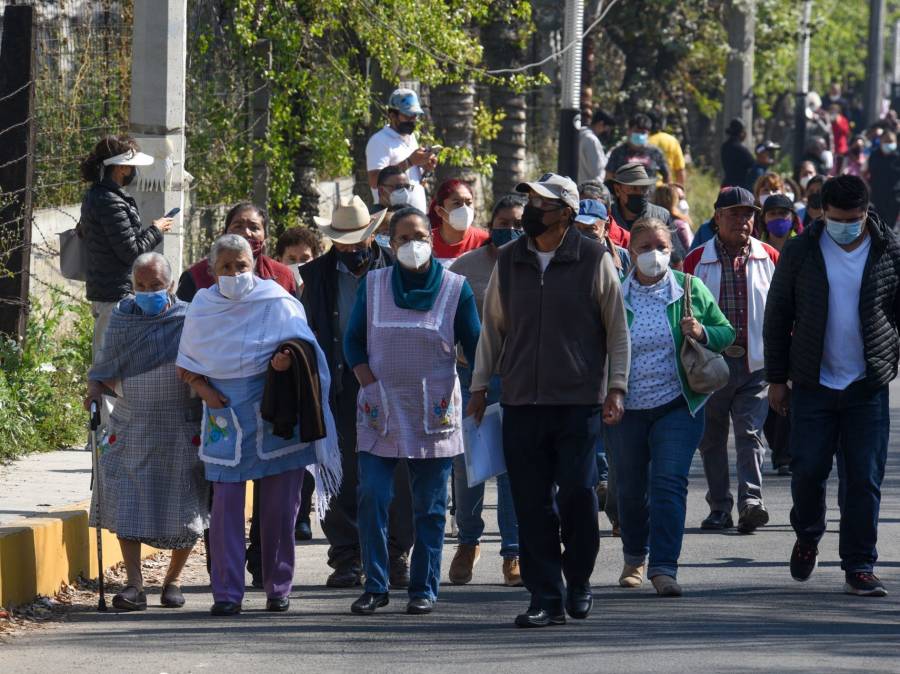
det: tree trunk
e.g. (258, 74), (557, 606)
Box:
(431, 80), (477, 186)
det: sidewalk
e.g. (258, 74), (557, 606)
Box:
(0, 449), (92, 526)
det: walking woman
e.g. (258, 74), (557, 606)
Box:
(86, 253), (208, 610)
(606, 218), (734, 597)
(344, 207), (480, 615)
(427, 179), (489, 265)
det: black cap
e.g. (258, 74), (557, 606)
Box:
(755, 140), (781, 154)
(714, 186), (759, 211)
(761, 193), (796, 216)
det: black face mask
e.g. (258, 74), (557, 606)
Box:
(807, 192), (823, 210)
(336, 247), (371, 272)
(625, 193), (648, 214)
(396, 121), (416, 135)
(522, 204), (550, 238)
(122, 167), (136, 187)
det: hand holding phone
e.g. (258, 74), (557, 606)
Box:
(164, 207), (181, 219)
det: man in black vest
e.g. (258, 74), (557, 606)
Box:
(468, 173), (631, 627)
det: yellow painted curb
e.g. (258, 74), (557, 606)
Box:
(0, 483), (254, 608)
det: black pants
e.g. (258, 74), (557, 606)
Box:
(321, 367), (414, 572)
(502, 404), (601, 613)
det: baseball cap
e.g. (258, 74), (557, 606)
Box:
(611, 162), (656, 186)
(755, 140), (781, 154)
(714, 186), (759, 211)
(388, 88), (424, 116)
(761, 193), (796, 216)
(575, 199), (608, 224)
(515, 172), (579, 212)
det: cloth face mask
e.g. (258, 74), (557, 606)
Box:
(218, 271), (256, 300)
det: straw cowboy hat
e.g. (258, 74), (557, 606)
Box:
(313, 196), (387, 244)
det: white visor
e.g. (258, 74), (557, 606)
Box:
(102, 150), (155, 167)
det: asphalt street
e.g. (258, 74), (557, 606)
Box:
(4, 382), (900, 673)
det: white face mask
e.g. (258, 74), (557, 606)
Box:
(217, 271), (256, 300)
(389, 186), (413, 207)
(447, 204), (475, 231)
(636, 249), (671, 277)
(784, 191), (795, 203)
(799, 175), (813, 189)
(759, 192), (780, 206)
(396, 240), (432, 270)
(678, 198), (690, 215)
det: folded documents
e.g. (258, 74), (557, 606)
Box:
(462, 403), (507, 487)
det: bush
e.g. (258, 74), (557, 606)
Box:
(686, 169), (721, 231)
(0, 294), (93, 462)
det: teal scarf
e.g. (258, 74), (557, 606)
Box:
(391, 258), (444, 311)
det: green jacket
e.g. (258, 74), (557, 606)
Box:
(622, 269), (735, 415)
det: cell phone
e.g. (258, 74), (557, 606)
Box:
(164, 207), (181, 218)
(426, 145), (443, 154)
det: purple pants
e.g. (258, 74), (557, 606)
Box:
(210, 469), (303, 603)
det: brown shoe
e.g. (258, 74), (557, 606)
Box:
(502, 557), (523, 587)
(448, 543), (481, 585)
(618, 562), (645, 588)
(651, 574), (682, 597)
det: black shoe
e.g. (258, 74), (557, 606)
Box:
(406, 597), (434, 615)
(160, 584), (185, 608)
(294, 519), (313, 541)
(565, 585), (593, 620)
(327, 567), (363, 588)
(701, 510), (734, 530)
(250, 574), (264, 589)
(266, 596), (290, 612)
(210, 601), (242, 616)
(351, 592), (389, 615)
(737, 504), (770, 534)
(112, 585), (147, 611)
(844, 572), (888, 597)
(790, 540), (818, 581)
(514, 607), (566, 628)
(389, 555), (411, 590)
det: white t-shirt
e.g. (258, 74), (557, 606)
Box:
(819, 231), (871, 390)
(365, 125), (425, 203)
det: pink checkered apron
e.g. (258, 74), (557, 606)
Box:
(356, 267), (465, 459)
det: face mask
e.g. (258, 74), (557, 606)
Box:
(447, 204), (475, 231)
(218, 271), (256, 300)
(807, 192), (823, 210)
(122, 167), (137, 186)
(636, 249), (670, 277)
(825, 218), (864, 245)
(396, 240), (432, 270)
(759, 192), (779, 206)
(336, 247), (371, 272)
(630, 132), (649, 147)
(389, 186), (413, 207)
(625, 193), (648, 214)
(247, 238), (265, 258)
(396, 121), (416, 135)
(521, 203), (550, 238)
(784, 191), (795, 203)
(799, 175), (813, 189)
(491, 228), (522, 247)
(134, 289), (168, 316)
(883, 143), (898, 154)
(766, 217), (793, 238)
(678, 199), (690, 215)
(375, 233), (391, 248)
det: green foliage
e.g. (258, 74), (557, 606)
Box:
(685, 169), (722, 228)
(0, 294), (93, 461)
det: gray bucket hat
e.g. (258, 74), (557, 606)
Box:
(611, 162), (657, 186)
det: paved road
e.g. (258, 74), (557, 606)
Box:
(5, 383), (900, 673)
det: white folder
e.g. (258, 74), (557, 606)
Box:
(462, 403), (507, 487)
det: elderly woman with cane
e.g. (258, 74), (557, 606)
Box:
(176, 234), (341, 616)
(86, 252), (209, 611)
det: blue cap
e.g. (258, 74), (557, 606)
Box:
(575, 199), (608, 224)
(388, 88), (424, 116)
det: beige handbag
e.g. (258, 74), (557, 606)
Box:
(680, 274), (730, 394)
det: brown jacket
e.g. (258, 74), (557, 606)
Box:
(471, 227), (630, 406)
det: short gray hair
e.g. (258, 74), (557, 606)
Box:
(132, 252), (172, 286)
(210, 234), (252, 268)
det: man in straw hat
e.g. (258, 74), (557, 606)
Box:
(299, 196), (414, 590)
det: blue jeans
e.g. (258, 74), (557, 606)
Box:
(606, 398), (705, 579)
(358, 452), (453, 601)
(455, 364), (519, 557)
(789, 382), (889, 573)
(595, 436), (609, 483)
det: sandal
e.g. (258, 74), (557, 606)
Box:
(160, 583), (185, 608)
(112, 585), (147, 611)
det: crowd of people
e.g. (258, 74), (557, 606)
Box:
(80, 86), (899, 626)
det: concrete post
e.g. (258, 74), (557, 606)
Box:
(865, 0), (886, 127)
(722, 0), (755, 148)
(128, 0), (187, 277)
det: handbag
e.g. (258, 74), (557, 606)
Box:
(59, 220), (89, 282)
(679, 274), (730, 394)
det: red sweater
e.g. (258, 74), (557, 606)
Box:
(431, 226), (490, 261)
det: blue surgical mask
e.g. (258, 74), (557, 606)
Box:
(491, 228), (523, 247)
(630, 132), (649, 147)
(883, 143), (897, 154)
(134, 289), (169, 316)
(825, 218), (864, 245)
(375, 233), (391, 248)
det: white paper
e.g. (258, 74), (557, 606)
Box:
(462, 403), (507, 487)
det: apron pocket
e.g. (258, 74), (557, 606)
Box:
(422, 377), (461, 435)
(199, 404), (243, 467)
(255, 403), (307, 460)
(357, 380), (389, 437)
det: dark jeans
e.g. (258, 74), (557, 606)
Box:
(502, 404), (601, 614)
(321, 367), (414, 572)
(790, 381), (889, 573)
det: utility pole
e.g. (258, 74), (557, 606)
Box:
(793, 0), (812, 170)
(128, 0), (187, 278)
(557, 0), (583, 181)
(890, 19), (900, 111)
(722, 0), (755, 150)
(865, 0), (886, 126)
